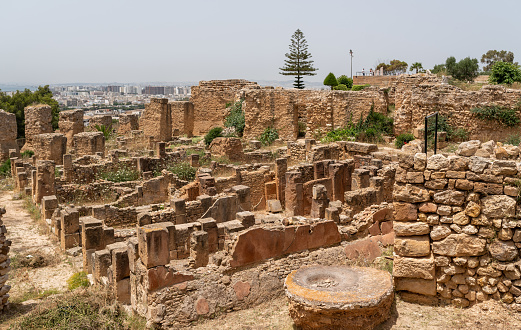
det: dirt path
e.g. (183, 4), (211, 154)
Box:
(0, 191), (81, 327)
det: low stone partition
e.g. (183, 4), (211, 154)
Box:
(393, 150), (521, 308)
(0, 208), (11, 312)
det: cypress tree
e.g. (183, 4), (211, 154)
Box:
(279, 29), (318, 89)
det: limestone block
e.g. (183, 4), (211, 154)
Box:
(393, 184), (430, 203)
(138, 225), (170, 268)
(112, 247), (130, 281)
(426, 154), (449, 171)
(94, 249), (111, 282)
(489, 241), (518, 262)
(469, 156), (491, 173)
(481, 195), (516, 218)
(418, 203), (437, 213)
(456, 140), (480, 157)
(432, 234), (486, 256)
(393, 255), (435, 279)
(394, 236), (430, 257)
(236, 211), (255, 228)
(394, 222), (430, 236)
(433, 190), (465, 206)
(394, 278), (436, 296)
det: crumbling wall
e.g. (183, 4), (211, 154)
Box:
(393, 74), (521, 141)
(190, 80), (260, 135)
(118, 114), (139, 135)
(0, 208), (10, 312)
(0, 110), (19, 161)
(139, 98), (172, 142)
(73, 132), (105, 157)
(392, 148), (521, 308)
(88, 115), (112, 131)
(241, 88), (388, 141)
(170, 101), (194, 137)
(59, 109), (84, 149)
(33, 133), (67, 165)
(23, 104), (53, 151)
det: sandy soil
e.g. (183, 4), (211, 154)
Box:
(193, 293), (521, 329)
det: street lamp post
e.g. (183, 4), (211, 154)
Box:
(349, 49), (353, 78)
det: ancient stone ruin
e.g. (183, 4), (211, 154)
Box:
(5, 74), (521, 327)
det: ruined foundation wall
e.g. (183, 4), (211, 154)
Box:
(393, 74), (521, 141)
(0, 110), (19, 161)
(23, 104), (53, 151)
(170, 101), (194, 137)
(139, 98), (172, 142)
(59, 109), (84, 149)
(241, 88), (388, 141)
(190, 80), (260, 135)
(392, 150), (521, 308)
(118, 114), (139, 135)
(0, 208), (10, 312)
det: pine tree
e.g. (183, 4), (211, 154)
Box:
(279, 29), (318, 89)
(323, 73), (338, 90)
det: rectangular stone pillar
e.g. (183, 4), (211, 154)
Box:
(329, 163), (346, 203)
(310, 184), (329, 219)
(34, 160), (55, 204)
(60, 207), (80, 250)
(232, 185), (251, 211)
(190, 231), (209, 268)
(189, 154), (200, 167)
(285, 171), (303, 216)
(171, 198), (186, 224)
(137, 224), (170, 268)
(352, 168), (370, 190)
(275, 158), (287, 207)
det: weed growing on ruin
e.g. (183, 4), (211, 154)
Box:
(168, 162), (196, 181)
(224, 99), (245, 137)
(23, 194), (41, 221)
(192, 136), (203, 144)
(204, 127), (223, 146)
(0, 177), (14, 190)
(351, 84), (370, 91)
(67, 272), (90, 291)
(259, 127), (279, 146)
(0, 159), (10, 177)
(471, 105), (520, 127)
(297, 121), (307, 137)
(395, 133), (415, 148)
(21, 150), (34, 158)
(323, 108), (393, 143)
(505, 134), (521, 146)
(94, 124), (113, 140)
(10, 287), (60, 304)
(97, 166), (139, 183)
(9, 287), (131, 330)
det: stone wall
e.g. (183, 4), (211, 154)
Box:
(0, 110), (19, 161)
(0, 208), (10, 312)
(241, 88), (388, 141)
(118, 114), (139, 135)
(33, 133), (67, 165)
(170, 101), (194, 137)
(139, 98), (172, 142)
(353, 75), (398, 87)
(59, 109), (84, 149)
(392, 148), (521, 308)
(190, 80), (260, 135)
(73, 132), (105, 157)
(393, 74), (521, 141)
(88, 115), (112, 131)
(23, 104), (53, 151)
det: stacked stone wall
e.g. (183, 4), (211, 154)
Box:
(118, 114), (139, 135)
(0, 110), (19, 161)
(23, 104), (53, 151)
(393, 74), (521, 141)
(392, 150), (521, 308)
(59, 109), (84, 149)
(139, 98), (172, 142)
(0, 208), (10, 312)
(170, 101), (194, 137)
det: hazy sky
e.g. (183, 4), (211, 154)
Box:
(1, 0), (520, 85)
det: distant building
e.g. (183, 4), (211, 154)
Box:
(143, 86), (165, 95)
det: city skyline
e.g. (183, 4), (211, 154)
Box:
(2, 0), (520, 85)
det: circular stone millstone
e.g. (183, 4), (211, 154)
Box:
(284, 265), (394, 330)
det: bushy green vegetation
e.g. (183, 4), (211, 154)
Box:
(168, 162), (196, 181)
(489, 61), (521, 85)
(21, 150), (35, 158)
(506, 134), (521, 146)
(351, 84), (370, 91)
(97, 166), (139, 182)
(94, 124), (112, 140)
(67, 272), (90, 291)
(333, 84), (348, 91)
(204, 127), (223, 146)
(470, 105), (520, 127)
(323, 73), (338, 90)
(337, 75), (353, 89)
(445, 56), (479, 82)
(0, 159), (10, 177)
(395, 133), (415, 148)
(0, 86), (59, 138)
(376, 60), (408, 75)
(323, 108), (393, 143)
(259, 127), (279, 146)
(224, 99), (245, 137)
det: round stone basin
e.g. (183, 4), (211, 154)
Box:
(285, 265), (393, 329)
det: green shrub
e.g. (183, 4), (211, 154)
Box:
(322, 108), (393, 143)
(470, 105), (520, 127)
(351, 84), (370, 91)
(298, 121), (306, 137)
(323, 73), (338, 90)
(94, 124), (111, 140)
(337, 75), (353, 88)
(168, 162), (196, 181)
(21, 150), (34, 158)
(224, 99), (245, 137)
(489, 61), (521, 85)
(395, 133), (415, 148)
(67, 272), (90, 291)
(506, 134), (521, 146)
(452, 128), (469, 142)
(259, 127), (279, 146)
(0, 159), (10, 177)
(204, 127), (223, 146)
(97, 165), (139, 182)
(333, 84), (348, 91)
